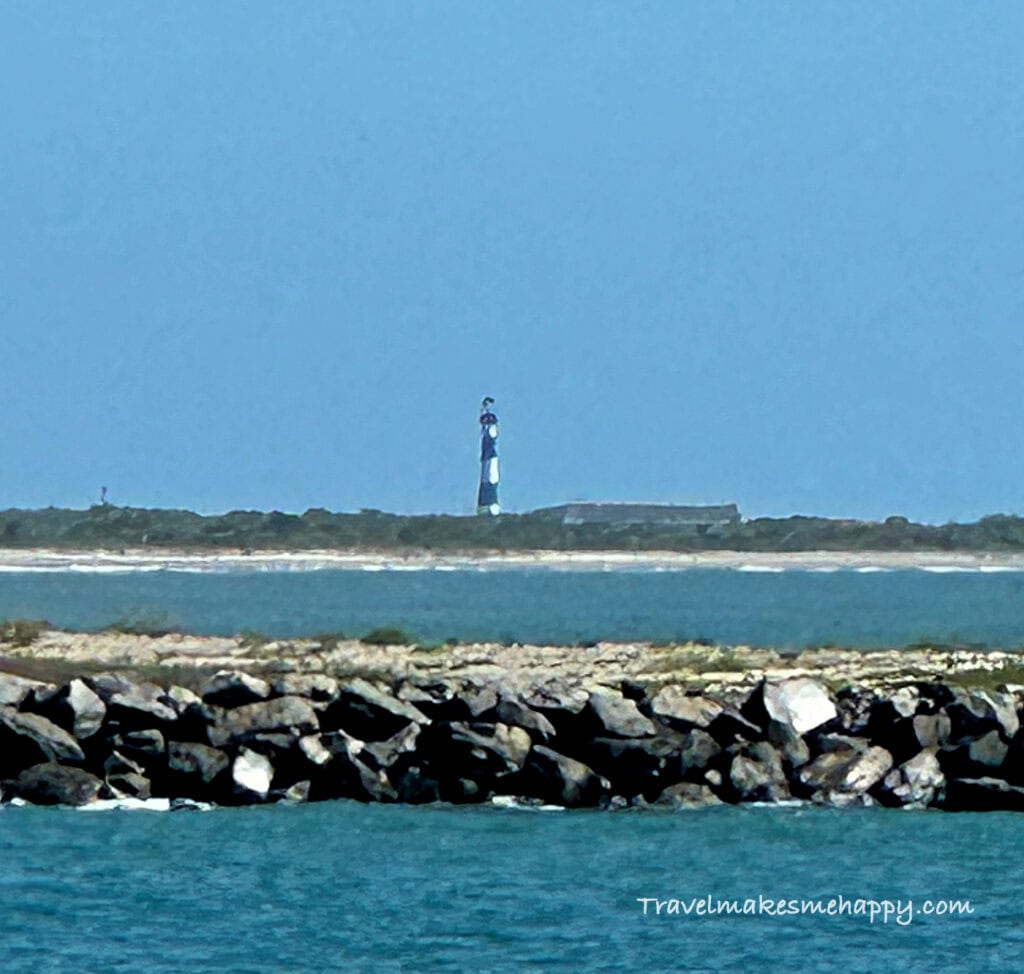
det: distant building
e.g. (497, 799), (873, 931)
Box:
(546, 502), (740, 528)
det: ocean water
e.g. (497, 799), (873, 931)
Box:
(1, 566), (1024, 647)
(0, 802), (1014, 973)
(1, 566), (1021, 971)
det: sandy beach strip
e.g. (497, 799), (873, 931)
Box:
(0, 546), (1023, 573)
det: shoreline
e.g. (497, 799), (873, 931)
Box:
(3, 546), (1024, 573)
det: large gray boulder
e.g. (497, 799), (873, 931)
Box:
(232, 747), (274, 802)
(648, 688), (723, 730)
(5, 762), (102, 806)
(887, 750), (944, 807)
(519, 681), (590, 716)
(0, 672), (52, 708)
(587, 689), (657, 738)
(208, 695), (319, 747)
(495, 696), (556, 740)
(64, 679), (107, 739)
(0, 707), (85, 774)
(761, 679), (837, 734)
(30, 679), (106, 740)
(106, 683), (178, 730)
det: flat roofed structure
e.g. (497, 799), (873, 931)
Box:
(548, 503), (741, 527)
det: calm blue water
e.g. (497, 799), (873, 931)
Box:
(0, 802), (1014, 973)
(1, 567), (1024, 647)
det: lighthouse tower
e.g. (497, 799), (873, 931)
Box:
(477, 397), (500, 515)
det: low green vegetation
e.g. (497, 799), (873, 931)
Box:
(362, 626), (415, 646)
(0, 618), (48, 647)
(2, 504), (1024, 552)
(237, 629), (269, 650)
(104, 611), (179, 638)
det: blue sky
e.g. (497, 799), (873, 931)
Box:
(1, 2), (1021, 522)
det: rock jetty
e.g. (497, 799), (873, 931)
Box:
(3, 633), (1024, 811)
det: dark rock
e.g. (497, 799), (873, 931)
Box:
(586, 732), (687, 798)
(767, 720), (810, 770)
(201, 671), (271, 709)
(797, 746), (893, 804)
(495, 696), (556, 740)
(942, 776), (1024, 812)
(517, 746), (609, 807)
(111, 729), (166, 759)
(107, 771), (152, 799)
(395, 681), (470, 722)
(940, 730), (1009, 779)
(319, 680), (428, 741)
(809, 732), (870, 756)
(648, 688), (723, 731)
(315, 732), (398, 802)
(271, 674), (339, 703)
(105, 750), (145, 778)
(208, 695), (319, 747)
(680, 729), (722, 778)
(393, 765), (441, 804)
(5, 762), (102, 806)
(707, 708), (763, 745)
(361, 724), (421, 771)
(167, 741), (230, 785)
(586, 689), (657, 738)
(728, 742), (789, 802)
(0, 707), (85, 774)
(946, 689), (1019, 743)
(419, 722), (531, 794)
(106, 684), (178, 731)
(833, 688), (874, 735)
(968, 730), (1009, 768)
(653, 781), (723, 809)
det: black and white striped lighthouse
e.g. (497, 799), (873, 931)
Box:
(477, 397), (500, 515)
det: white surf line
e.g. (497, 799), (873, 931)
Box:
(2, 548), (1024, 573)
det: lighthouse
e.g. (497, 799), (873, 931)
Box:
(477, 397), (500, 515)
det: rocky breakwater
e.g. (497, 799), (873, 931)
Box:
(3, 662), (1024, 811)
